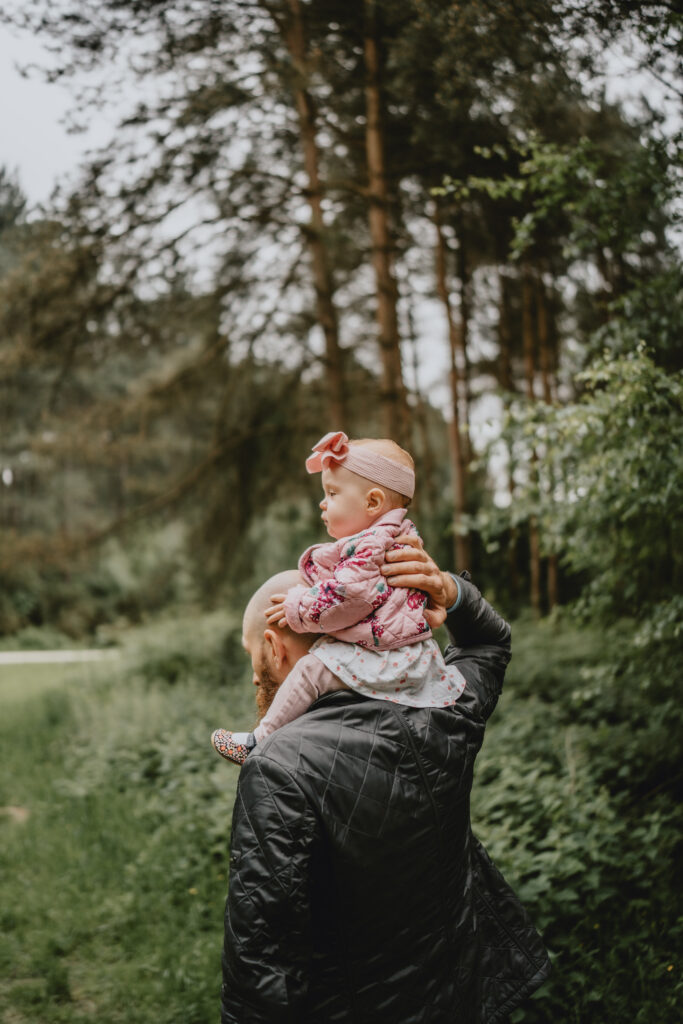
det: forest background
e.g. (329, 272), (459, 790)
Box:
(0, 1), (681, 1022)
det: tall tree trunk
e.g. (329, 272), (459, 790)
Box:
(434, 206), (470, 570)
(522, 269), (541, 615)
(498, 268), (519, 602)
(536, 273), (558, 610)
(522, 270), (537, 404)
(363, 0), (408, 443)
(403, 287), (437, 529)
(548, 284), (561, 404)
(454, 218), (472, 465)
(536, 275), (553, 405)
(277, 0), (346, 426)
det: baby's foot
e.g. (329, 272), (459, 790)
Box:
(211, 729), (256, 766)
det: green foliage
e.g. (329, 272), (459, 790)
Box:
(495, 345), (683, 619)
(135, 620), (246, 690)
(0, 545), (186, 638)
(595, 267), (683, 369)
(0, 624), (74, 651)
(440, 128), (681, 263)
(471, 335), (683, 1019)
(2, 610), (681, 1022)
(0, 167), (26, 278)
(0, 561), (131, 637)
(438, 125), (683, 376)
(0, 615), (252, 1024)
(0, 3), (680, 619)
(474, 617), (683, 1023)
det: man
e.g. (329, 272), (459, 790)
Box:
(220, 538), (551, 1023)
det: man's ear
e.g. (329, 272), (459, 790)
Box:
(366, 487), (386, 517)
(263, 627), (287, 669)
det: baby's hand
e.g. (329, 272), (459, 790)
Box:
(264, 594), (288, 628)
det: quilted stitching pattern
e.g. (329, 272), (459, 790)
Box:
(221, 578), (550, 1023)
(287, 510), (432, 650)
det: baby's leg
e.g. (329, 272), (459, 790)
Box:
(254, 653), (348, 742)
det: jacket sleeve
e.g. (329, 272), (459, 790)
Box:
(221, 753), (318, 1024)
(443, 575), (511, 723)
(284, 533), (388, 634)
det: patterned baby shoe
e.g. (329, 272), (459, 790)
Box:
(211, 729), (256, 765)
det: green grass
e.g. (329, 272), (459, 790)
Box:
(1, 612), (680, 1022)
(0, 613), (252, 1024)
(0, 661), (110, 707)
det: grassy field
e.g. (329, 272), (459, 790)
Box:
(0, 613), (251, 1024)
(0, 661), (109, 705)
(1, 612), (680, 1022)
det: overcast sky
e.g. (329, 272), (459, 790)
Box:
(0, 27), (113, 204)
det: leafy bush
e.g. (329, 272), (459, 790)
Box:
(2, 607), (680, 1023)
(0, 561), (140, 638)
(0, 616), (256, 1024)
(473, 617), (683, 1023)
(0, 624), (74, 650)
(473, 345), (682, 1019)
(130, 614), (248, 691)
(0, 525), (197, 640)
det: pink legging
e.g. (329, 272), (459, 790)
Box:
(253, 653), (349, 742)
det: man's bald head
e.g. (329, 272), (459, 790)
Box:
(242, 570), (304, 647)
(242, 571), (317, 719)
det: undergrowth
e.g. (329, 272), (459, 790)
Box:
(0, 615), (250, 1024)
(1, 613), (680, 1022)
(473, 615), (683, 1023)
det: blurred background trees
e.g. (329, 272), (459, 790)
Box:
(0, 2), (681, 1020)
(1, 1), (680, 621)
(1, 0), (680, 627)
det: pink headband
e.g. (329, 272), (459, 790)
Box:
(305, 431), (415, 499)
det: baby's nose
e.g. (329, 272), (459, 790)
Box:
(319, 497), (327, 509)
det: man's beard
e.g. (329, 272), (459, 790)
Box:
(255, 662), (281, 722)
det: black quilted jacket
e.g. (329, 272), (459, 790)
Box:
(221, 576), (551, 1023)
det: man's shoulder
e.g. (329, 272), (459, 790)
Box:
(251, 692), (382, 774)
(241, 696), (408, 834)
(245, 691), (472, 791)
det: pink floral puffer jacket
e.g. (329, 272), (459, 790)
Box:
(284, 508), (431, 650)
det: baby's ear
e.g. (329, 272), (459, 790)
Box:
(366, 487), (385, 514)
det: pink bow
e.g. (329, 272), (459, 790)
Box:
(305, 431), (349, 473)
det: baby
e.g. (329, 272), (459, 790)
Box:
(212, 431), (466, 765)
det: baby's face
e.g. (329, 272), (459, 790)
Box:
(320, 465), (373, 540)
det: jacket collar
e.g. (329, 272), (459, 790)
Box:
(306, 690), (370, 713)
(371, 507), (407, 530)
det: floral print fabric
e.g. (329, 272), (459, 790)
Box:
(311, 636), (466, 709)
(284, 508), (432, 651)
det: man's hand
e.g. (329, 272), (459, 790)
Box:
(264, 594), (288, 628)
(382, 536), (457, 629)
